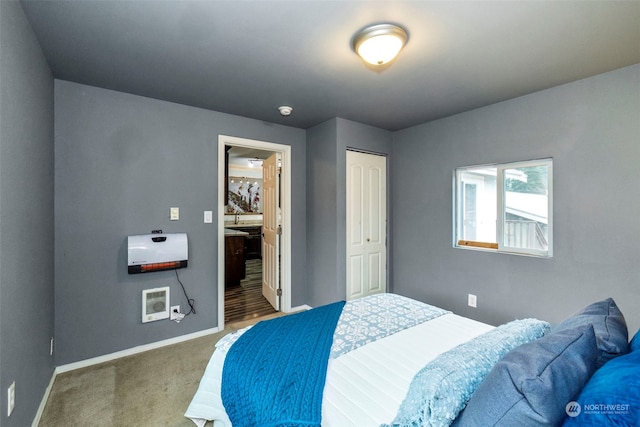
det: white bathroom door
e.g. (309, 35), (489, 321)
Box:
(262, 153), (280, 310)
(346, 150), (387, 300)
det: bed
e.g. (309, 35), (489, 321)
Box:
(185, 293), (637, 427)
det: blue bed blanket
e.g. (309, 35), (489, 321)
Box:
(221, 301), (346, 427)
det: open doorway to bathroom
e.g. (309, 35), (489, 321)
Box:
(217, 136), (291, 328)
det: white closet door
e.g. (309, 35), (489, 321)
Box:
(346, 150), (387, 300)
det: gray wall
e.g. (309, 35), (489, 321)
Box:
(306, 118), (392, 307)
(306, 119), (339, 305)
(0, 1), (55, 425)
(392, 64), (640, 334)
(54, 81), (306, 365)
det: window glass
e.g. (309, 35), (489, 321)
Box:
(455, 159), (552, 257)
(502, 164), (550, 254)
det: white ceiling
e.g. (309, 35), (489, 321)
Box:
(20, 0), (640, 131)
(228, 147), (274, 163)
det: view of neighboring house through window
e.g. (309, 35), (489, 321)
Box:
(454, 158), (553, 257)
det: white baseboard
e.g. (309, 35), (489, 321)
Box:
(55, 326), (222, 374)
(32, 369), (57, 427)
(52, 306), (307, 376)
(289, 304), (312, 312)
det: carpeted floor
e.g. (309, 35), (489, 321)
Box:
(38, 314), (282, 427)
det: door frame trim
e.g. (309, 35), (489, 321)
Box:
(217, 135), (291, 328)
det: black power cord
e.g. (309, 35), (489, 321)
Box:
(174, 268), (196, 316)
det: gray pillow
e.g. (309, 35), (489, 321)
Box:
(552, 297), (629, 368)
(453, 325), (599, 427)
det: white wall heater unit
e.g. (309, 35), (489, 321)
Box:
(127, 232), (188, 274)
(142, 287), (170, 323)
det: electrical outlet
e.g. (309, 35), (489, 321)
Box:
(8, 381), (15, 417)
(170, 305), (181, 320)
(468, 294), (477, 308)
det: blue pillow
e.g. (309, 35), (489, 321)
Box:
(453, 325), (599, 427)
(630, 328), (640, 353)
(562, 345), (640, 426)
(552, 298), (629, 368)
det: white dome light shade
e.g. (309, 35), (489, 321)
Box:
(353, 24), (408, 65)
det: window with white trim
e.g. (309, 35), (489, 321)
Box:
(454, 158), (553, 257)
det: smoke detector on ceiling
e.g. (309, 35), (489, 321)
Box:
(278, 106), (293, 117)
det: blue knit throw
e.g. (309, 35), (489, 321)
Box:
(221, 301), (346, 427)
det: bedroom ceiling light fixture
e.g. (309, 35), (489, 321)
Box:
(352, 23), (408, 66)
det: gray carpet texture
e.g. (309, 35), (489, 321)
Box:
(39, 314), (282, 426)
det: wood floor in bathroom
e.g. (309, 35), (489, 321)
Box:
(224, 258), (277, 324)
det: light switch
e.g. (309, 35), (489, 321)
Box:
(170, 207), (179, 221)
(204, 211), (213, 223)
